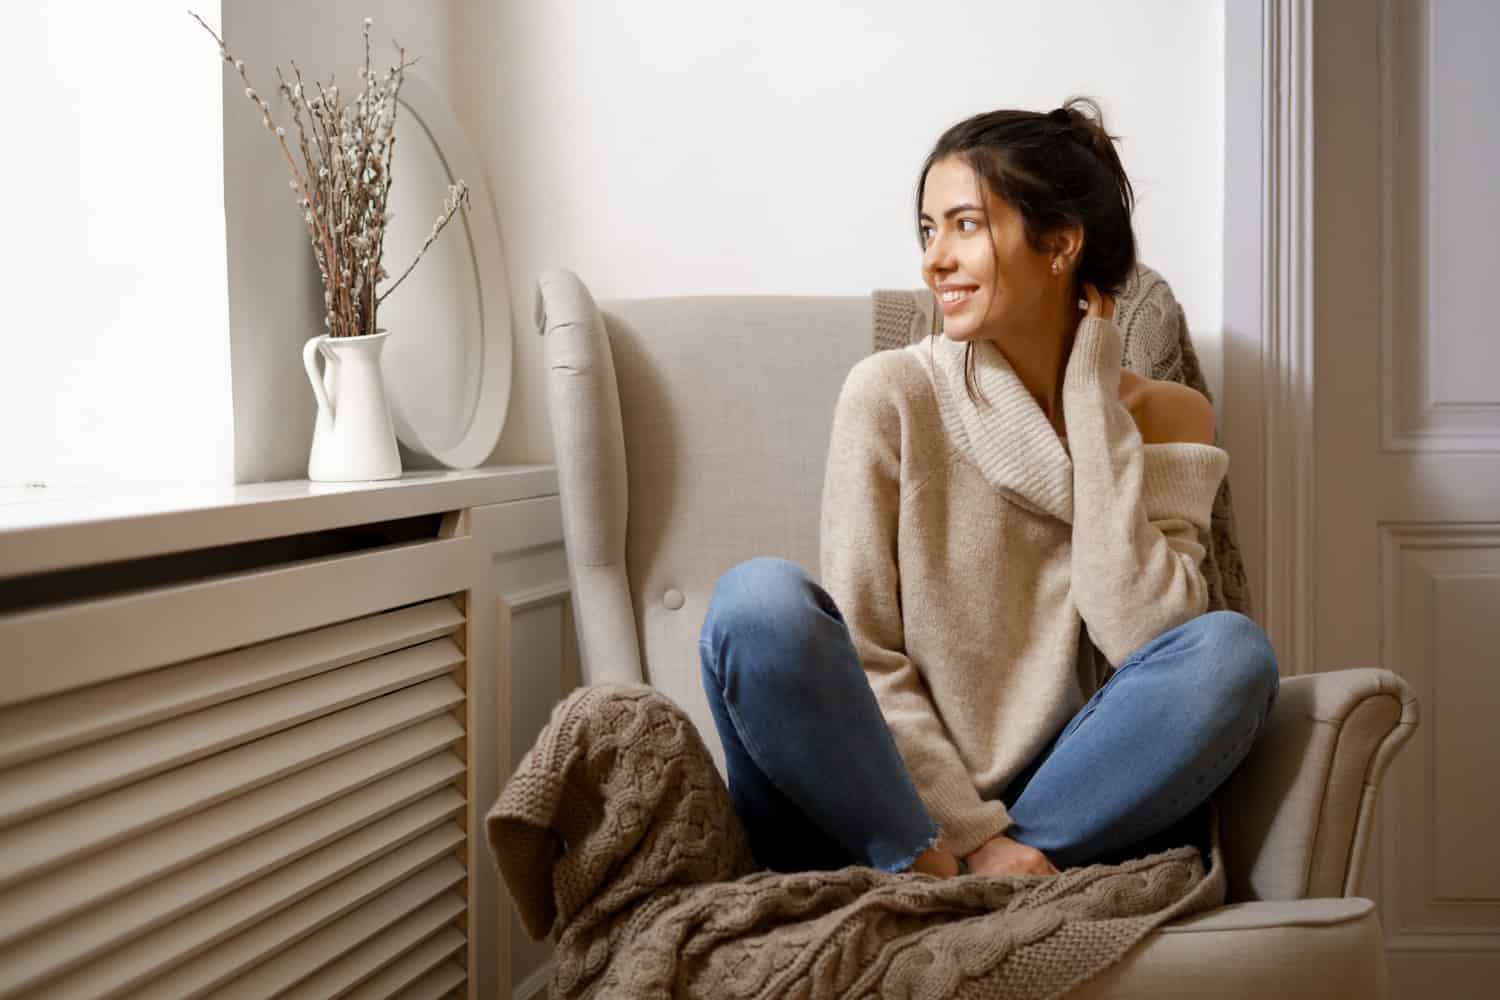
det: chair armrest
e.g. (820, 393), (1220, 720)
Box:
(536, 269), (643, 685)
(1215, 667), (1417, 902)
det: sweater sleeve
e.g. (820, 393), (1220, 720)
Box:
(820, 358), (1012, 858)
(1063, 316), (1230, 667)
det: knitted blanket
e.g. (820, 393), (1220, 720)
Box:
(873, 265), (1253, 617)
(488, 685), (1225, 999)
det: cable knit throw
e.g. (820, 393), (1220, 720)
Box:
(873, 264), (1253, 617)
(488, 685), (1225, 999)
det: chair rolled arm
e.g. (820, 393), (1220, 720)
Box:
(536, 269), (644, 686)
(1214, 667), (1417, 902)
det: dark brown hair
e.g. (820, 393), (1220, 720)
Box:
(917, 97), (1136, 401)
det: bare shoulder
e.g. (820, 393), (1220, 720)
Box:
(1122, 376), (1216, 445)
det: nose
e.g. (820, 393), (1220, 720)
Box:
(923, 230), (955, 280)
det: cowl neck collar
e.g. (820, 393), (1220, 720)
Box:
(919, 334), (1075, 523)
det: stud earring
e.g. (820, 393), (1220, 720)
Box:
(1051, 259), (1062, 274)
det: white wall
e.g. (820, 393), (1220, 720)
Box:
(0, 3), (233, 488)
(1, 1), (1225, 490)
(457, 0), (1227, 465)
(0, 0), (1226, 489)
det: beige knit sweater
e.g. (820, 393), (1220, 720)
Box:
(820, 316), (1229, 858)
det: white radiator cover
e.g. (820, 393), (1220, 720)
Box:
(0, 466), (571, 1000)
(0, 594), (472, 999)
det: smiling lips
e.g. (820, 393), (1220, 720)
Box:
(938, 286), (977, 314)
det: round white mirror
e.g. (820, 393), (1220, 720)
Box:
(377, 73), (511, 469)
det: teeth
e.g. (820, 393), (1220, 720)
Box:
(941, 290), (971, 303)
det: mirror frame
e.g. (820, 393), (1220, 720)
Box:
(383, 73), (512, 469)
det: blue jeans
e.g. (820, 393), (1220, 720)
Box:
(698, 557), (1279, 873)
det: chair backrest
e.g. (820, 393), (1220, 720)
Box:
(536, 265), (1238, 770)
(538, 270), (869, 759)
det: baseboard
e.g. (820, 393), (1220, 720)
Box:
(515, 958), (555, 1000)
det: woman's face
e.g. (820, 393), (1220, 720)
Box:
(919, 154), (1060, 344)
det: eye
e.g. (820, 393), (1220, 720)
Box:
(919, 224), (935, 246)
(957, 217), (981, 234)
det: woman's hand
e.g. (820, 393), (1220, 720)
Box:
(1079, 281), (1216, 444)
(1082, 282), (1116, 321)
(965, 834), (1060, 876)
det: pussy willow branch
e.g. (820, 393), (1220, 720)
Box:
(193, 11), (462, 337)
(367, 134), (393, 329)
(289, 59), (336, 326)
(189, 10), (337, 286)
(378, 182), (469, 305)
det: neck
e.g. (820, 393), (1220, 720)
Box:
(985, 290), (1080, 427)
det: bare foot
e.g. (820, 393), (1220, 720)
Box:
(909, 844), (959, 878)
(966, 834), (1059, 876)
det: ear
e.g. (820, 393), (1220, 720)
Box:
(1046, 225), (1085, 269)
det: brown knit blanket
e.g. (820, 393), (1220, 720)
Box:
(488, 685), (1225, 999)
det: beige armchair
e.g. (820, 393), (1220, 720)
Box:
(536, 267), (1417, 998)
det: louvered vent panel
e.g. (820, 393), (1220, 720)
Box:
(0, 597), (472, 1000)
(392, 961), (466, 1000)
(344, 929), (465, 1000)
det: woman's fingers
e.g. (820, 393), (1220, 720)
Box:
(1083, 282), (1102, 315)
(1081, 281), (1115, 320)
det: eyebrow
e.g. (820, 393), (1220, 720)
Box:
(918, 203), (983, 222)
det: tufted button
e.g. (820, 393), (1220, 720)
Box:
(663, 589), (685, 610)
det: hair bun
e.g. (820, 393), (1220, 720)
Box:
(1048, 107), (1074, 126)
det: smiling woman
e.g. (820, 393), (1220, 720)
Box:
(696, 97), (1273, 884)
(913, 101), (1216, 448)
(915, 99), (1138, 422)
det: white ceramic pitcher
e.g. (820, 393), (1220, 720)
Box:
(302, 333), (403, 482)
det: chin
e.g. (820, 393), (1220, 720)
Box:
(943, 312), (1003, 343)
(935, 295), (1000, 344)
(939, 311), (987, 342)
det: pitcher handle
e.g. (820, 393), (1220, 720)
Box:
(303, 336), (335, 422)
